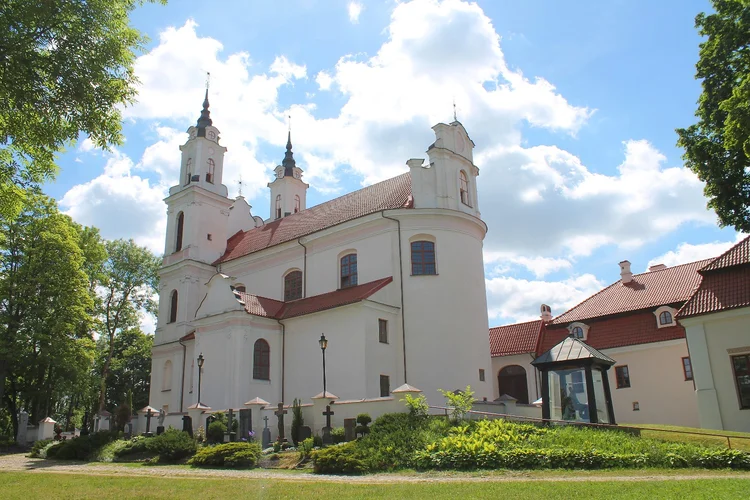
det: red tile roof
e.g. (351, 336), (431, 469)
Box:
(216, 174), (412, 264)
(700, 235), (750, 272)
(237, 277), (393, 320)
(489, 320), (542, 357)
(550, 259), (712, 325)
(538, 311), (686, 354)
(679, 236), (750, 318)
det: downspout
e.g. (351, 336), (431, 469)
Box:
(381, 211), (408, 384)
(179, 338), (187, 412)
(277, 319), (286, 403)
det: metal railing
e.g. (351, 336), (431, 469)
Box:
(428, 405), (750, 450)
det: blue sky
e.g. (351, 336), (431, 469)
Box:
(46, 0), (742, 330)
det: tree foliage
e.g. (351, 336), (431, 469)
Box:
(677, 0), (750, 231)
(0, 0), (165, 221)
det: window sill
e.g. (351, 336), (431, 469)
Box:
(252, 378), (271, 383)
(161, 389), (171, 393)
(615, 386), (631, 390)
(410, 273), (439, 277)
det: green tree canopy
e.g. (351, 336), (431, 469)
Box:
(0, 0), (165, 221)
(677, 0), (750, 231)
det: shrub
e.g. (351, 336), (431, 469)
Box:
(189, 442), (262, 468)
(355, 413), (371, 436)
(313, 435), (323, 448)
(145, 428), (197, 463)
(30, 439), (53, 458)
(112, 436), (152, 461)
(402, 394), (429, 419)
(313, 442), (367, 474)
(50, 431), (118, 461)
(438, 386), (475, 422)
(331, 427), (346, 444)
(114, 404), (131, 432)
(291, 398), (303, 445)
(299, 437), (315, 459)
(207, 421), (227, 444)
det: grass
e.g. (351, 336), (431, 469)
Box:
(627, 424), (750, 452)
(1, 471), (749, 499)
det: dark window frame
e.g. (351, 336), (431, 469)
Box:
(168, 290), (178, 324)
(731, 354), (750, 410)
(411, 240), (437, 275)
(294, 195), (300, 213)
(380, 374), (390, 397)
(571, 326), (584, 339)
(175, 212), (184, 252)
(378, 319), (388, 344)
(340, 253), (358, 289)
(206, 158), (215, 184)
(615, 365), (631, 389)
(284, 270), (303, 301)
(459, 171), (471, 206)
(185, 158), (192, 186)
(275, 195), (282, 219)
(479, 369), (485, 382)
(659, 310), (673, 325)
(682, 356), (693, 381)
(253, 339), (271, 381)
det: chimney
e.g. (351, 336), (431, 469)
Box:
(648, 263), (667, 272)
(540, 304), (552, 323)
(619, 260), (633, 283)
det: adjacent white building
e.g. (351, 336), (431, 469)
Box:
(149, 94), (493, 415)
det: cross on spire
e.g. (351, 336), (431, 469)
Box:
(453, 98), (457, 122)
(237, 175), (243, 197)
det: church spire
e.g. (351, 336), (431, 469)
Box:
(282, 130), (296, 176)
(196, 89), (213, 137)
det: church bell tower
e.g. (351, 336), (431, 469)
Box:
(267, 131), (308, 220)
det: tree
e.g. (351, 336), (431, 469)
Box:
(677, 0), (750, 231)
(0, 0), (165, 221)
(97, 239), (159, 412)
(99, 328), (153, 411)
(0, 192), (96, 437)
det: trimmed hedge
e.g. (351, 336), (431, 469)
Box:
(189, 442), (262, 468)
(30, 439), (53, 458)
(46, 431), (119, 461)
(312, 442), (367, 474)
(145, 429), (196, 462)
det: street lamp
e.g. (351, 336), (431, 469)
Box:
(197, 353), (205, 406)
(319, 334), (328, 396)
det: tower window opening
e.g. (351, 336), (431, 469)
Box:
(206, 158), (215, 184)
(275, 195), (282, 219)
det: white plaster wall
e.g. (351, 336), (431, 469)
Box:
(686, 308), (750, 432)
(155, 262), (215, 344)
(603, 340), (698, 427)
(362, 301), (404, 397)
(491, 353), (540, 403)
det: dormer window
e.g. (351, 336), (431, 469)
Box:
(206, 158), (215, 184)
(459, 171), (470, 206)
(653, 306), (677, 328)
(567, 322), (589, 340)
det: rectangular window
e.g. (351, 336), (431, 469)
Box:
(340, 254), (358, 288)
(615, 365), (630, 389)
(479, 369), (485, 382)
(682, 357), (693, 381)
(732, 354), (750, 409)
(378, 319), (388, 344)
(380, 375), (390, 397)
(411, 241), (436, 275)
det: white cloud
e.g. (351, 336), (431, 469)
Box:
(348, 1), (364, 23)
(486, 274), (603, 324)
(647, 234), (746, 269)
(316, 71), (333, 91)
(484, 252), (572, 279)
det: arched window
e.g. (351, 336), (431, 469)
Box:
(162, 360), (173, 391)
(459, 171), (470, 206)
(340, 254), (358, 288)
(275, 195), (282, 219)
(185, 158), (192, 186)
(659, 311), (673, 325)
(169, 290), (178, 323)
(294, 195), (300, 213)
(206, 158), (215, 184)
(284, 270), (303, 301)
(571, 326), (584, 339)
(175, 212), (184, 252)
(498, 365), (528, 404)
(411, 241), (436, 275)
(253, 339), (270, 380)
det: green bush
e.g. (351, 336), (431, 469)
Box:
(299, 437), (315, 459)
(355, 413), (372, 436)
(49, 431), (119, 461)
(145, 428), (197, 463)
(291, 398), (303, 446)
(30, 439), (53, 458)
(207, 421), (227, 444)
(331, 427), (346, 444)
(189, 442), (261, 468)
(312, 442), (367, 474)
(112, 436), (153, 461)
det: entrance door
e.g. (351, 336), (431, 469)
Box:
(498, 365), (529, 404)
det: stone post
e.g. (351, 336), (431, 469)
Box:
(311, 391), (338, 437)
(243, 397), (269, 443)
(16, 411), (29, 445)
(186, 403), (211, 437)
(38, 417), (56, 441)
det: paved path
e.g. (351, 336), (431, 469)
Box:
(1, 453), (748, 483)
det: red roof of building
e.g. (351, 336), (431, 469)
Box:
(679, 236), (750, 319)
(700, 235), (750, 272)
(489, 320), (542, 357)
(550, 259), (711, 325)
(538, 311), (686, 354)
(236, 277), (393, 320)
(215, 174), (412, 264)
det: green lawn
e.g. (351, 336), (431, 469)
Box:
(1, 472), (749, 499)
(627, 424), (750, 452)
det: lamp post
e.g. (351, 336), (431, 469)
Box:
(319, 334), (328, 396)
(197, 353), (205, 406)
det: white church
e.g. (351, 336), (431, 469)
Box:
(148, 93), (494, 416)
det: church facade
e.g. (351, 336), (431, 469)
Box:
(148, 93), (494, 415)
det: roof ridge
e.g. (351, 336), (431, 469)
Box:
(489, 319), (541, 331)
(634, 257), (714, 277)
(700, 234), (750, 272)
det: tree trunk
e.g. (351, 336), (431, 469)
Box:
(98, 330), (116, 412)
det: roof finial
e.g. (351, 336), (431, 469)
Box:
(196, 71), (213, 135)
(453, 98), (457, 122)
(237, 174), (243, 197)
(282, 115), (296, 175)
